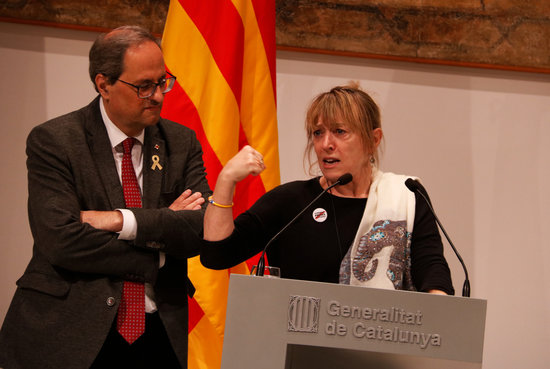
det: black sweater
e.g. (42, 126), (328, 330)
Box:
(201, 177), (454, 295)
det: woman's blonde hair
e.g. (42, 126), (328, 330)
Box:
(304, 82), (382, 174)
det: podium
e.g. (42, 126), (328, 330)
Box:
(221, 275), (487, 369)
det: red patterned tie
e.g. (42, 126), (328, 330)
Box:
(117, 137), (145, 344)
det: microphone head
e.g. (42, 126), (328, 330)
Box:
(337, 173), (353, 185)
(405, 178), (420, 192)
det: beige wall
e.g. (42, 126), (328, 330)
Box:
(1, 22), (549, 368)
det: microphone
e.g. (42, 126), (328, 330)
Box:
(254, 173), (353, 276)
(405, 178), (470, 297)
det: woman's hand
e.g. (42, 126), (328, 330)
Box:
(203, 145), (266, 241)
(219, 145), (266, 184)
(427, 289), (448, 295)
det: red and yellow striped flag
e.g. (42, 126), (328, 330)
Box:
(161, 1), (279, 368)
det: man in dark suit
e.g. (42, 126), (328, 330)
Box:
(0, 26), (211, 369)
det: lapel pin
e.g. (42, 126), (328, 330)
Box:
(151, 155), (163, 171)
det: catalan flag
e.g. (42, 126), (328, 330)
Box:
(160, 1), (279, 368)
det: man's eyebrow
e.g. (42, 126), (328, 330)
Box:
(135, 74), (168, 85)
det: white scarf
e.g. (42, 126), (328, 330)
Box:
(339, 169), (417, 290)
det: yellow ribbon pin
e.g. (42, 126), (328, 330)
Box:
(151, 155), (163, 170)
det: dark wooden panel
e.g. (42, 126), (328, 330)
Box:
(276, 0), (550, 73)
(1, 0), (549, 73)
(0, 0), (169, 34)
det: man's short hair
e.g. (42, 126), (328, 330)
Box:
(89, 25), (161, 92)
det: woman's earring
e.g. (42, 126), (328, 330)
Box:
(369, 155), (375, 165)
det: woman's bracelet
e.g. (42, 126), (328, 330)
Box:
(208, 195), (233, 208)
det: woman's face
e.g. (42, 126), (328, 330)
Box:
(312, 118), (369, 184)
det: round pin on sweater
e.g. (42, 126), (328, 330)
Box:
(312, 208), (328, 222)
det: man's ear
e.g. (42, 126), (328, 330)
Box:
(95, 74), (110, 99)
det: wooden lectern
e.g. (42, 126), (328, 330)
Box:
(221, 274), (487, 369)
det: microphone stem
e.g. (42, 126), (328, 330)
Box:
(254, 179), (342, 276)
(416, 190), (470, 297)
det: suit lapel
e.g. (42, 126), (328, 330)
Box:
(85, 97), (126, 210)
(142, 125), (165, 209)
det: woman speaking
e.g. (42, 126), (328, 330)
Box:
(201, 83), (454, 295)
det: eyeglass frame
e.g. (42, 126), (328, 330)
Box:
(116, 71), (177, 99)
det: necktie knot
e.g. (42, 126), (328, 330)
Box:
(122, 137), (135, 155)
(121, 137), (141, 209)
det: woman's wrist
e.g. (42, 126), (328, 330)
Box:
(209, 170), (238, 208)
(208, 195), (233, 208)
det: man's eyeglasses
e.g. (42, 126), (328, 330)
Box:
(117, 72), (176, 99)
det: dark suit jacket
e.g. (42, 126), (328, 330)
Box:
(0, 97), (212, 369)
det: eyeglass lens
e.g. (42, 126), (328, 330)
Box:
(138, 77), (175, 98)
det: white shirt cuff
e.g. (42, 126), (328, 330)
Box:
(116, 209), (137, 240)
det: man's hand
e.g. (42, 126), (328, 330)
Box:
(80, 210), (123, 232)
(169, 189), (205, 211)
